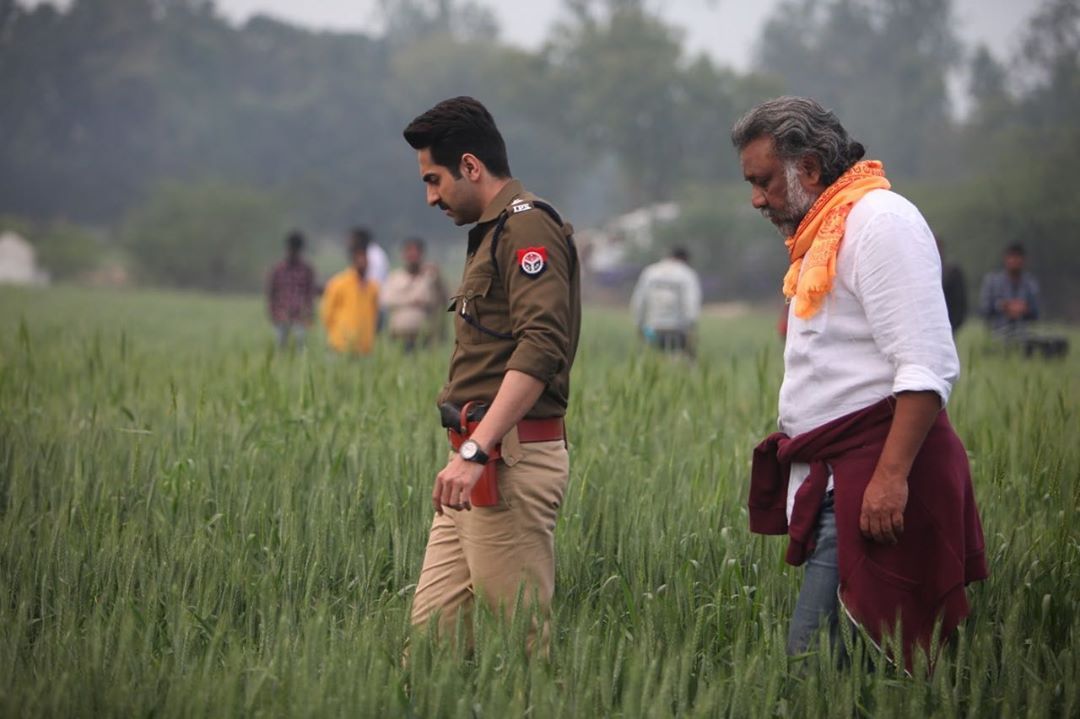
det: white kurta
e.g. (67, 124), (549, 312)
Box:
(779, 189), (960, 520)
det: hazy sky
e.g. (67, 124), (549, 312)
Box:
(213, 0), (1041, 70)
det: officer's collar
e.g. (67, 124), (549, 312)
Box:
(477, 178), (524, 224)
(467, 179), (523, 254)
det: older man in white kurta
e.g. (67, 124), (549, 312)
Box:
(733, 97), (987, 667)
(782, 189), (959, 518)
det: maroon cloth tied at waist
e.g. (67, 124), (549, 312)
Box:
(750, 397), (989, 662)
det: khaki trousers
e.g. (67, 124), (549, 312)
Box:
(410, 432), (569, 655)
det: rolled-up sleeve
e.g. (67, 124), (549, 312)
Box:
(497, 212), (573, 384)
(852, 212), (960, 406)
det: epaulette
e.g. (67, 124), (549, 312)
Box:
(490, 199), (577, 280)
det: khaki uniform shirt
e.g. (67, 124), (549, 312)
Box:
(439, 179), (581, 419)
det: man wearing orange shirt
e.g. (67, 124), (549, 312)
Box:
(320, 230), (380, 355)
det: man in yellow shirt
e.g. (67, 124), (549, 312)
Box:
(320, 230), (380, 355)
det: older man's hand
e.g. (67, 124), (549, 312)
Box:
(859, 472), (908, 544)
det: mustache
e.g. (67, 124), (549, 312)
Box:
(437, 201), (450, 211)
(761, 207), (799, 237)
(761, 207), (787, 225)
(761, 205), (802, 225)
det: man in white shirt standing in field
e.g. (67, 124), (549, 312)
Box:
(733, 97), (987, 669)
(380, 237), (446, 352)
(353, 228), (391, 331)
(630, 247), (702, 355)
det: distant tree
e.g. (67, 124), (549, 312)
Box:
(955, 44), (1017, 172)
(675, 57), (782, 187)
(122, 180), (287, 292)
(755, 0), (961, 177)
(969, 45), (1010, 118)
(1017, 0), (1080, 126)
(546, 1), (684, 203)
(908, 0), (1080, 319)
(379, 0), (499, 45)
(546, 0), (773, 205)
(33, 222), (102, 280)
(0, 0), (579, 237)
(1, 0), (16, 29)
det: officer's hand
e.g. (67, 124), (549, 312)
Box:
(432, 455), (485, 515)
(859, 471), (908, 545)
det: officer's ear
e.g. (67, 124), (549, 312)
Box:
(459, 153), (483, 182)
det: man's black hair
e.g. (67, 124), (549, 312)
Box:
(350, 227), (371, 255)
(286, 230), (305, 253)
(1005, 243), (1026, 256)
(671, 246), (690, 262)
(403, 236), (426, 253)
(403, 96), (511, 179)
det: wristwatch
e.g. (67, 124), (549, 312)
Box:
(459, 439), (489, 464)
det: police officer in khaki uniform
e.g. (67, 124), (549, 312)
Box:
(403, 96), (581, 654)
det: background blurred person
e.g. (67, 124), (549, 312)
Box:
(380, 237), (446, 352)
(777, 303), (790, 340)
(320, 231), (379, 355)
(979, 243), (1039, 338)
(629, 246), (702, 355)
(979, 243), (1068, 357)
(362, 230), (391, 286)
(266, 229), (316, 349)
(937, 236), (968, 334)
(357, 227), (391, 331)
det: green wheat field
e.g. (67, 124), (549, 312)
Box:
(1, 286), (1077, 717)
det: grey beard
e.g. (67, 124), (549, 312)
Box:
(762, 209), (801, 238)
(763, 163), (814, 237)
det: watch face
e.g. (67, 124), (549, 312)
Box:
(460, 441), (478, 460)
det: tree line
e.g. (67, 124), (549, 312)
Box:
(0, 0), (1077, 316)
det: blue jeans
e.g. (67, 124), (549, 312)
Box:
(274, 322), (306, 348)
(787, 491), (840, 655)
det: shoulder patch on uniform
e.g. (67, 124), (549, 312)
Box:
(516, 247), (547, 277)
(510, 199), (533, 214)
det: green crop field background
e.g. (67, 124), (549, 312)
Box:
(0, 286), (1077, 717)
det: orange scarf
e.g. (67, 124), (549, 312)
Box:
(784, 160), (890, 319)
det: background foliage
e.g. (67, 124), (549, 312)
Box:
(0, 0), (1078, 314)
(122, 180), (286, 292)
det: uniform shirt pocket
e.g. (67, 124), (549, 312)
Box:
(453, 273), (514, 344)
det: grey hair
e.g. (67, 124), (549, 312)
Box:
(730, 96), (865, 186)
